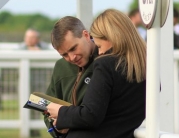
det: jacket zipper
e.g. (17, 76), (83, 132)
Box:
(71, 68), (84, 105)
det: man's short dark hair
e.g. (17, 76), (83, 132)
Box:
(51, 16), (86, 50)
(128, 8), (140, 18)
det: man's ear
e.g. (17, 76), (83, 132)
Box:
(82, 30), (90, 40)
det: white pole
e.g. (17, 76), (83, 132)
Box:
(76, 0), (93, 31)
(146, 0), (161, 138)
(19, 59), (30, 138)
(174, 59), (179, 133)
(159, 1), (174, 132)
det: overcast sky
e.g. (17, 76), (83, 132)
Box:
(0, 0), (133, 18)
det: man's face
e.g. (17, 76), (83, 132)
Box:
(131, 12), (142, 27)
(57, 31), (92, 67)
(24, 30), (39, 47)
(135, 12), (143, 26)
(174, 17), (178, 25)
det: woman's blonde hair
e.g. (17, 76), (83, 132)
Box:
(90, 9), (146, 83)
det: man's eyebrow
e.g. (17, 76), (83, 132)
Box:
(68, 44), (78, 51)
(59, 44), (78, 56)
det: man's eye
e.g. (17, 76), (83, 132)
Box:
(97, 46), (101, 49)
(70, 46), (76, 52)
(71, 46), (76, 51)
(62, 53), (68, 57)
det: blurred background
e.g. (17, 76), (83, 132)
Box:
(0, 0), (179, 138)
(0, 0), (134, 43)
(0, 0), (178, 43)
(0, 0), (179, 43)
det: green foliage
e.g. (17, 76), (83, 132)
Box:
(0, 11), (57, 33)
(0, 11), (13, 24)
(128, 0), (139, 11)
(174, 2), (179, 11)
(0, 11), (58, 42)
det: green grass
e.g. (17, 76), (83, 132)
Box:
(0, 129), (20, 138)
(0, 100), (19, 119)
(0, 129), (52, 138)
(0, 100), (50, 138)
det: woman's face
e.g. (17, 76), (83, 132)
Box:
(93, 37), (112, 55)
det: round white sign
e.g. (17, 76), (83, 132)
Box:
(139, 0), (157, 29)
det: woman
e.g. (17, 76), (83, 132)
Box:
(47, 9), (146, 138)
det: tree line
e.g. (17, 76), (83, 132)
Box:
(0, 0), (178, 42)
(0, 11), (58, 42)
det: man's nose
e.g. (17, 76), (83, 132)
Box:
(68, 53), (76, 61)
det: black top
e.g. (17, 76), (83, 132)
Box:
(174, 32), (179, 49)
(56, 55), (146, 138)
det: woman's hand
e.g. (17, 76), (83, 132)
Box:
(52, 119), (69, 134)
(46, 102), (63, 119)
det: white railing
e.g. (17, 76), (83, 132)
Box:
(1, 50), (179, 138)
(0, 50), (60, 138)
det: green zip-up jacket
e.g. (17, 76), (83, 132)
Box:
(46, 57), (94, 105)
(44, 47), (98, 137)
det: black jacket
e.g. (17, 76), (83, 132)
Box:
(56, 55), (146, 138)
(44, 46), (98, 137)
(174, 32), (179, 49)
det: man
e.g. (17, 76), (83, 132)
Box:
(174, 8), (179, 35)
(174, 8), (179, 49)
(44, 16), (97, 137)
(19, 28), (49, 50)
(128, 8), (147, 41)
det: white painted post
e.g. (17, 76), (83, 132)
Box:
(146, 0), (161, 138)
(174, 59), (179, 133)
(76, 0), (93, 31)
(19, 59), (30, 138)
(159, 0), (174, 132)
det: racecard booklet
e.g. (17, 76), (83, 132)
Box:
(23, 92), (71, 112)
